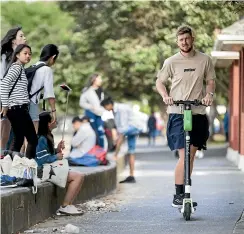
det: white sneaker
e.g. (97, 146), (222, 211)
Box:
(195, 150), (204, 159)
(57, 205), (83, 216)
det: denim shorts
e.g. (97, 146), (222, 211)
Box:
(167, 114), (209, 151)
(121, 126), (141, 154)
(29, 101), (39, 121)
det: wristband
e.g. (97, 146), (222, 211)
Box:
(51, 109), (56, 112)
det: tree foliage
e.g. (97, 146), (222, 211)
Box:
(60, 0), (243, 109)
(1, 1), (243, 114)
(1, 2), (88, 113)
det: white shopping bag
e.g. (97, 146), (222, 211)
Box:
(42, 159), (69, 188)
(0, 155), (13, 175)
(9, 155), (38, 194)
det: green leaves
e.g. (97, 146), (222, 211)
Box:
(2, 0), (242, 113)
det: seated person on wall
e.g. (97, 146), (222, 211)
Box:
(36, 111), (84, 216)
(70, 116), (96, 158)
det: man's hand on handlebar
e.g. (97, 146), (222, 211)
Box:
(162, 95), (174, 105)
(202, 93), (213, 106)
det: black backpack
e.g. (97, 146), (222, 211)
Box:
(25, 63), (47, 99)
(2, 63), (47, 110)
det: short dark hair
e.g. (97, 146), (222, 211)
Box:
(100, 97), (114, 107)
(72, 116), (81, 123)
(40, 44), (59, 62)
(80, 116), (90, 122)
(176, 25), (193, 37)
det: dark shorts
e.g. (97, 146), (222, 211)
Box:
(167, 114), (209, 151)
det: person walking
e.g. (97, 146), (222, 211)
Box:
(1, 44), (38, 159)
(147, 112), (157, 146)
(223, 109), (229, 142)
(79, 74), (105, 148)
(156, 25), (215, 207)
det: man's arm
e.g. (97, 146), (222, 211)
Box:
(202, 79), (215, 106)
(206, 79), (215, 94)
(48, 98), (57, 123)
(155, 59), (173, 105)
(202, 56), (216, 106)
(43, 68), (56, 122)
(155, 79), (173, 105)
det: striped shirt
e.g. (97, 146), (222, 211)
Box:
(0, 62), (29, 107)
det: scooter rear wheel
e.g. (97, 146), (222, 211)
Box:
(183, 203), (191, 221)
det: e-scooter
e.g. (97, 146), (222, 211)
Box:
(173, 99), (204, 221)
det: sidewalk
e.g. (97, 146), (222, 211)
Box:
(233, 210), (244, 234)
(26, 138), (244, 234)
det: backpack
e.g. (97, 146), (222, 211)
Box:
(87, 145), (108, 165)
(25, 63), (47, 99)
(1, 63), (47, 110)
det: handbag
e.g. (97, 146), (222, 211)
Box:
(0, 155), (12, 175)
(41, 159), (69, 188)
(9, 155), (38, 194)
(88, 145), (108, 165)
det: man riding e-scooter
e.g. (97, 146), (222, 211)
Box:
(156, 25), (216, 208)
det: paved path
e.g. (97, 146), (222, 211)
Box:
(24, 143), (244, 234)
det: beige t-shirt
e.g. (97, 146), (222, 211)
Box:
(157, 51), (216, 114)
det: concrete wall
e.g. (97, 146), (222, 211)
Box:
(1, 163), (117, 234)
(226, 147), (244, 172)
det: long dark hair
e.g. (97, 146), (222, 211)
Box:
(10, 44), (31, 65)
(82, 73), (99, 93)
(38, 112), (54, 154)
(4, 44), (31, 77)
(1, 26), (22, 62)
(40, 44), (59, 62)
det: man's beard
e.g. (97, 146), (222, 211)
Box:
(180, 46), (193, 53)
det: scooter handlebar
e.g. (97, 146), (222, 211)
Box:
(173, 99), (206, 106)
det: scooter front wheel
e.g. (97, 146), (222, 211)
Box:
(183, 203), (191, 221)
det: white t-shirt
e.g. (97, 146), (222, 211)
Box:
(30, 61), (55, 104)
(70, 122), (96, 158)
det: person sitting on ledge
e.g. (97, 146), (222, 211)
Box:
(70, 116), (96, 158)
(36, 111), (84, 216)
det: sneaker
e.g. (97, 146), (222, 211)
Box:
(172, 194), (198, 208)
(58, 205), (84, 216)
(119, 176), (136, 183)
(196, 150), (204, 159)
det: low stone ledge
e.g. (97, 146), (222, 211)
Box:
(1, 162), (116, 234)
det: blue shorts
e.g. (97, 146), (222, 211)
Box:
(167, 114), (209, 151)
(121, 126), (141, 154)
(29, 101), (39, 121)
(148, 129), (157, 138)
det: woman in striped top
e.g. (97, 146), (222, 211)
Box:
(0, 44), (38, 159)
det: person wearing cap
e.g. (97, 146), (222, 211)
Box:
(70, 116), (96, 158)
